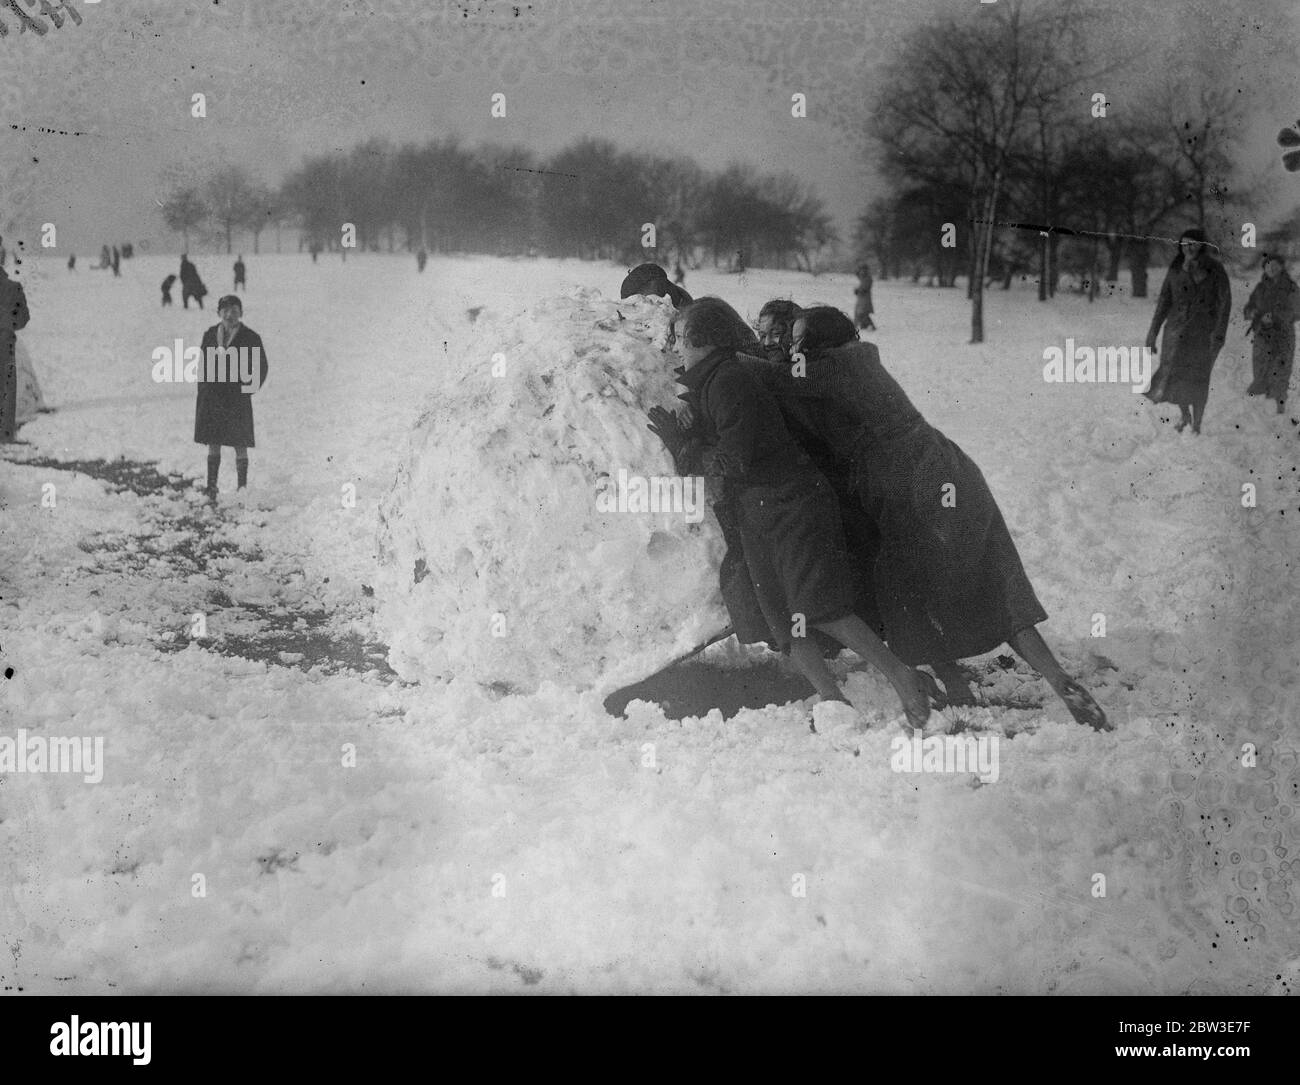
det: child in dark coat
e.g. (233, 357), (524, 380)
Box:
(647, 297), (929, 728)
(194, 295), (268, 501)
(161, 274), (176, 307)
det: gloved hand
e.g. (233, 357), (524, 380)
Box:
(646, 405), (687, 457)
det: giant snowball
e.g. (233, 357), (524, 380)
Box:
(375, 290), (729, 694)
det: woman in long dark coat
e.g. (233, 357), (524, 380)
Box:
(647, 297), (929, 727)
(180, 254), (208, 310)
(195, 295), (268, 501)
(1243, 253), (1297, 412)
(1144, 228), (1232, 434)
(853, 264), (876, 331)
(744, 306), (1109, 730)
(751, 297), (886, 645)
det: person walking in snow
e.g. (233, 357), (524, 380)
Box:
(854, 263), (876, 331)
(416, 248), (428, 273)
(0, 263), (31, 443)
(111, 246), (121, 277)
(233, 255), (246, 293)
(743, 305), (1109, 730)
(180, 254), (208, 310)
(647, 297), (931, 729)
(1144, 228), (1232, 434)
(1243, 253), (1297, 414)
(160, 274), (177, 307)
(195, 295), (268, 502)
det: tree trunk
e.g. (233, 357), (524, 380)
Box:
(252, 228), (261, 256)
(225, 222), (233, 255)
(1129, 236), (1150, 298)
(1048, 234), (1060, 297)
(1105, 236), (1122, 282)
(971, 176), (1000, 345)
(1037, 233), (1049, 302)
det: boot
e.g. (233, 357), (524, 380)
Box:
(236, 457), (248, 489)
(205, 454), (220, 502)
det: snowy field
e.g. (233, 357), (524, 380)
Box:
(1, 252), (1297, 994)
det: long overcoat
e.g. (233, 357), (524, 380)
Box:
(1145, 257), (1232, 406)
(1243, 273), (1297, 402)
(193, 323), (268, 448)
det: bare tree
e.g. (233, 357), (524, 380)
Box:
(161, 187), (207, 252)
(872, 0), (1112, 340)
(205, 166), (258, 255)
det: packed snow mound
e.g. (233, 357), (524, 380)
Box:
(375, 290), (729, 694)
(15, 339), (45, 424)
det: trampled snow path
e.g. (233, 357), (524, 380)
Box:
(1, 254), (1297, 993)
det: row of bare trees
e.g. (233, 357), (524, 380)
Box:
(160, 137), (837, 270)
(858, 0), (1265, 342)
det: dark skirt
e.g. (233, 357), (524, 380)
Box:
(857, 424), (1047, 665)
(714, 498), (773, 646)
(718, 464), (857, 652)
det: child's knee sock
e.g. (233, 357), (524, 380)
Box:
(206, 452), (220, 492)
(236, 455), (248, 489)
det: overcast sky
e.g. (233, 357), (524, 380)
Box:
(2, 0), (1298, 255)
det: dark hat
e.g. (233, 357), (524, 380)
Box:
(216, 294), (242, 312)
(620, 262), (670, 298)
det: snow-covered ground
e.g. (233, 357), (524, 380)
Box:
(1, 252), (1297, 994)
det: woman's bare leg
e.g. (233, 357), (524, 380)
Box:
(814, 615), (929, 727)
(788, 640), (849, 703)
(1007, 625), (1110, 730)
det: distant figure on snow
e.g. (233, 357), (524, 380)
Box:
(67, 254), (76, 272)
(854, 263), (876, 331)
(233, 255), (246, 292)
(195, 295), (269, 502)
(417, 248), (428, 273)
(1244, 252), (1297, 414)
(0, 262), (32, 443)
(98, 244), (111, 270)
(161, 274), (177, 307)
(734, 250), (745, 274)
(111, 246), (121, 277)
(1144, 227), (1232, 435)
(179, 254), (208, 310)
(620, 262), (693, 308)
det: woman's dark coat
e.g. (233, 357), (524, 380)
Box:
(670, 349), (855, 651)
(1243, 272), (1297, 402)
(854, 273), (874, 327)
(1145, 256), (1232, 407)
(193, 323), (268, 448)
(179, 258), (207, 304)
(744, 343), (1047, 666)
